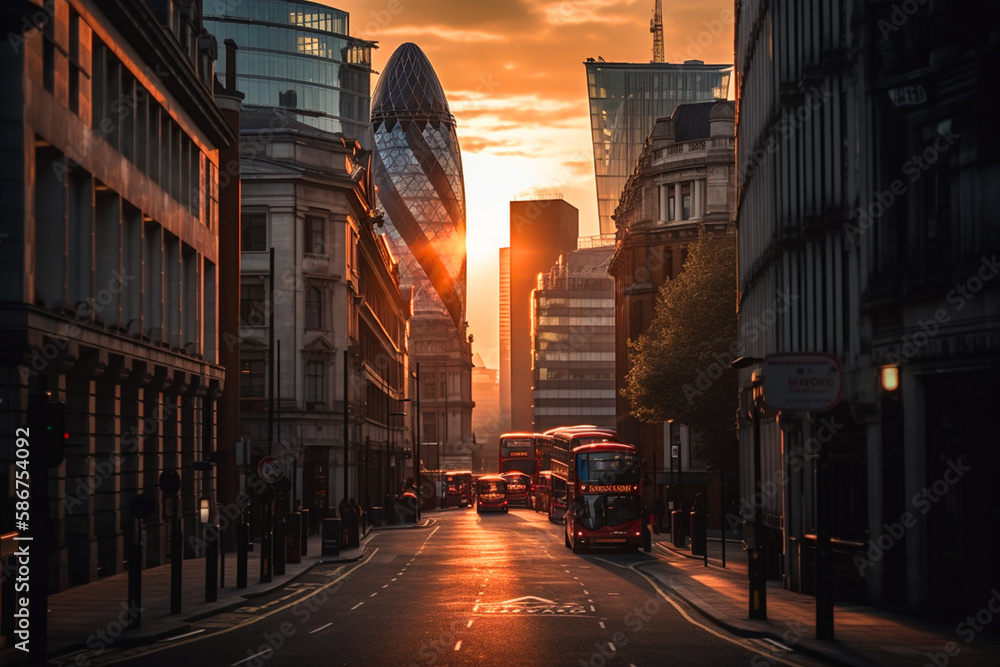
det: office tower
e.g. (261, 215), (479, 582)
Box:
(204, 0), (374, 142)
(585, 59), (730, 235)
(507, 198), (579, 431)
(371, 42), (473, 467)
(532, 245), (617, 432)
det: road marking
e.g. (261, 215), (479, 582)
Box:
(160, 629), (205, 641)
(351, 602), (364, 610)
(102, 548), (380, 665)
(763, 638), (795, 652)
(232, 649), (272, 666)
(632, 561), (802, 667)
(310, 623), (332, 634)
(599, 621), (605, 629)
(370, 592), (378, 597)
(608, 592), (620, 595)
(467, 620), (474, 628)
(454, 641), (462, 651)
(391, 577), (397, 581)
(583, 590), (589, 594)
(590, 605), (596, 612)
(609, 643), (616, 652)
(382, 584), (389, 588)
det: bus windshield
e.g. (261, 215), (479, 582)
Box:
(574, 494), (642, 529)
(500, 459), (534, 475)
(576, 451), (639, 485)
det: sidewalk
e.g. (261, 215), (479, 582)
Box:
(1, 519), (432, 664)
(647, 537), (1000, 665)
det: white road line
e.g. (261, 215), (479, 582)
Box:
(232, 648), (273, 666)
(599, 621), (605, 629)
(454, 641), (462, 651)
(467, 620), (474, 628)
(104, 548), (380, 666)
(590, 605), (596, 612)
(370, 592), (378, 597)
(161, 629), (205, 641)
(309, 623), (332, 634)
(632, 562), (803, 667)
(609, 643), (616, 652)
(382, 584), (389, 588)
(351, 602), (364, 610)
(583, 590), (589, 595)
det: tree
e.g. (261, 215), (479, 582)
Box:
(622, 229), (738, 469)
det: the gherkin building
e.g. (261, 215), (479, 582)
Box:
(372, 42), (473, 468)
(372, 42), (467, 328)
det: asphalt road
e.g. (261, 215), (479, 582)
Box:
(67, 510), (825, 666)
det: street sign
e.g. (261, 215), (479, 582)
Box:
(257, 456), (285, 484)
(762, 353), (842, 411)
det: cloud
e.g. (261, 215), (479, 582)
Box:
(374, 25), (507, 43)
(531, 0), (639, 27)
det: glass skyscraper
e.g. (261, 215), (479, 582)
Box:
(585, 60), (730, 235)
(371, 42), (467, 328)
(204, 0), (373, 140)
(372, 42), (473, 464)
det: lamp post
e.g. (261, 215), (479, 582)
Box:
(731, 356), (766, 620)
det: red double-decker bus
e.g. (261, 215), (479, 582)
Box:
(563, 441), (643, 553)
(498, 432), (544, 479)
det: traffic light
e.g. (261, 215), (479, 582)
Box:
(29, 392), (67, 467)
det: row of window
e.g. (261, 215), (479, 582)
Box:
(91, 38), (213, 223)
(536, 316), (615, 327)
(241, 358), (326, 403)
(535, 297), (615, 309)
(241, 212), (327, 254)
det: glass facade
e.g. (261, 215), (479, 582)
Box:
(204, 0), (373, 140)
(585, 61), (729, 234)
(531, 247), (617, 430)
(371, 43), (467, 329)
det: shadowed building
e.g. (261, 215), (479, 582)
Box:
(0, 0), (235, 591)
(371, 42), (473, 469)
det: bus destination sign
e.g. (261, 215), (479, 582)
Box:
(582, 484), (637, 493)
(507, 451), (529, 457)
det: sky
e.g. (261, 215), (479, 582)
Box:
(324, 0), (736, 368)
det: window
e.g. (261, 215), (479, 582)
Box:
(305, 287), (322, 329)
(241, 359), (265, 398)
(306, 216), (325, 254)
(422, 413), (438, 444)
(423, 372), (436, 400)
(681, 183), (691, 220)
(305, 360), (324, 403)
(242, 212), (267, 252)
(241, 284), (266, 326)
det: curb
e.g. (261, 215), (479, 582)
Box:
(21, 536), (381, 664)
(639, 557), (877, 667)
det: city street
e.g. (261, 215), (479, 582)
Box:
(57, 511), (823, 667)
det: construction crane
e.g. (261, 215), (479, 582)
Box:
(650, 0), (664, 62)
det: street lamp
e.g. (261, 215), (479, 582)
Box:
(731, 356), (766, 620)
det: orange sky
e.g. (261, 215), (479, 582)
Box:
(324, 0), (735, 368)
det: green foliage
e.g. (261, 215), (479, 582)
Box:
(622, 229), (738, 469)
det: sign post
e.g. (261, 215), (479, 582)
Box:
(762, 352), (842, 640)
